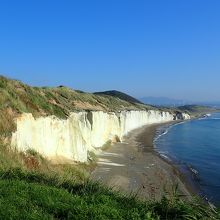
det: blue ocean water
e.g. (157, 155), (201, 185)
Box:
(154, 113), (220, 205)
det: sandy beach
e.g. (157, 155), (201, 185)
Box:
(91, 122), (192, 201)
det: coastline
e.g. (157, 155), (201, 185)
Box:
(91, 120), (194, 200)
(137, 121), (199, 197)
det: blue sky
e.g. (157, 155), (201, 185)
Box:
(0, 0), (220, 101)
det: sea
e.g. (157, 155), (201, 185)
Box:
(154, 112), (220, 205)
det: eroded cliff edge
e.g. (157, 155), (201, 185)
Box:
(11, 110), (190, 162)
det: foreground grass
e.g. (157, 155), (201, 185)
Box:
(0, 168), (218, 220)
(0, 144), (218, 219)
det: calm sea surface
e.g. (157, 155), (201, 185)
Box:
(155, 113), (220, 205)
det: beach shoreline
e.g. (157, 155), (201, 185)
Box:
(137, 121), (199, 197)
(91, 120), (195, 200)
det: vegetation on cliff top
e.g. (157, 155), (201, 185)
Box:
(1, 75), (214, 136)
(0, 75), (151, 115)
(94, 90), (143, 104)
(0, 75), (154, 136)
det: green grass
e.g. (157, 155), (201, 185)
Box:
(88, 151), (98, 162)
(0, 75), (154, 136)
(0, 75), (215, 136)
(0, 75), (211, 137)
(0, 168), (218, 220)
(94, 90), (143, 104)
(100, 140), (112, 151)
(0, 143), (218, 219)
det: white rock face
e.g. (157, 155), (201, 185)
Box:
(182, 113), (191, 120)
(11, 110), (190, 162)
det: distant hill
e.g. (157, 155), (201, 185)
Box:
(140, 96), (187, 107)
(140, 96), (220, 109)
(177, 105), (217, 116)
(197, 101), (220, 108)
(94, 90), (143, 104)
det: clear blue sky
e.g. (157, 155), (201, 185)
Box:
(0, 0), (220, 101)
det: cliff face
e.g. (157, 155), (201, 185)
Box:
(11, 110), (190, 162)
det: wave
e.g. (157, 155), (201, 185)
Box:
(154, 121), (187, 143)
(156, 151), (172, 162)
(198, 117), (220, 121)
(197, 118), (207, 120)
(188, 165), (200, 181)
(190, 167), (199, 175)
(160, 154), (170, 161)
(154, 129), (169, 142)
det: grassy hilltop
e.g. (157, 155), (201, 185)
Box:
(0, 75), (219, 219)
(0, 75), (213, 136)
(0, 75), (152, 116)
(0, 75), (155, 137)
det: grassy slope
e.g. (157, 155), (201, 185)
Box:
(1, 169), (219, 220)
(0, 75), (153, 136)
(0, 140), (218, 219)
(94, 90), (143, 104)
(0, 160), (219, 220)
(0, 75), (215, 137)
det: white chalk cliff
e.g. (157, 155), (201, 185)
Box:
(11, 110), (190, 162)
